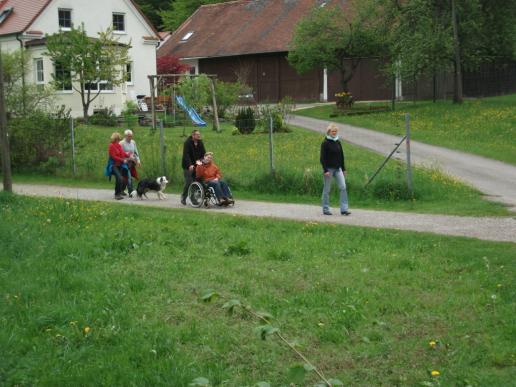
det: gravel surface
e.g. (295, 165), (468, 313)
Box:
(11, 184), (516, 243)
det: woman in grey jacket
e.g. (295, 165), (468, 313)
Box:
(320, 124), (351, 216)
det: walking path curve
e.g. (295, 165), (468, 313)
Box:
(11, 184), (516, 243)
(290, 115), (516, 211)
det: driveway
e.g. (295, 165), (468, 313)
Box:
(289, 115), (516, 211)
(11, 184), (516, 243)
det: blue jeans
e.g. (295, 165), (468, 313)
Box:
(207, 180), (232, 200)
(111, 165), (126, 195)
(322, 168), (349, 212)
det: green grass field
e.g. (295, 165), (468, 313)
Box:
(13, 121), (509, 216)
(1, 193), (515, 386)
(295, 94), (516, 165)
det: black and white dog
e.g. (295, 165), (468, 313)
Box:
(136, 176), (168, 200)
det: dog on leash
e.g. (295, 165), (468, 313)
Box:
(136, 176), (168, 200)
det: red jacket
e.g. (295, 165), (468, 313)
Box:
(109, 142), (128, 166)
(196, 162), (221, 181)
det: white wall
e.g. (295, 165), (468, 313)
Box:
(15, 0), (158, 117)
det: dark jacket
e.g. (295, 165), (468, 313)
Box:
(181, 136), (206, 170)
(320, 138), (346, 172)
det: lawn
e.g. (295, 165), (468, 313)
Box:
(294, 94), (516, 165)
(1, 193), (515, 386)
(12, 121), (509, 216)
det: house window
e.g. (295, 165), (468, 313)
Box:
(126, 62), (133, 84)
(99, 81), (113, 91)
(181, 31), (194, 41)
(34, 58), (44, 84)
(58, 9), (72, 30)
(0, 7), (13, 25)
(113, 13), (125, 32)
(55, 62), (72, 91)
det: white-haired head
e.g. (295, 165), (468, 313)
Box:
(124, 129), (133, 137)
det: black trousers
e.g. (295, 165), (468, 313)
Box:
(182, 169), (194, 200)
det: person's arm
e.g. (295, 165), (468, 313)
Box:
(195, 164), (206, 179)
(183, 141), (193, 169)
(339, 142), (346, 172)
(320, 142), (328, 173)
(132, 140), (140, 163)
(214, 164), (222, 180)
(109, 143), (126, 163)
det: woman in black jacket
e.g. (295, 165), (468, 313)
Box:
(320, 124), (351, 216)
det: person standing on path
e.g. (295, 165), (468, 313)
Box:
(106, 132), (129, 200)
(181, 129), (206, 205)
(320, 123), (351, 216)
(119, 129), (140, 197)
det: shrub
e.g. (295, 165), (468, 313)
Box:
(88, 109), (117, 127)
(214, 81), (240, 118)
(8, 106), (71, 171)
(235, 107), (256, 134)
(176, 74), (211, 112)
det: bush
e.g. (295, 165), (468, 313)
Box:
(8, 106), (71, 171)
(88, 109), (117, 127)
(235, 107), (256, 134)
(214, 81), (240, 118)
(176, 74), (211, 112)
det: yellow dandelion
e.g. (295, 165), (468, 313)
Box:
(431, 370), (440, 377)
(429, 340), (437, 348)
(84, 326), (91, 334)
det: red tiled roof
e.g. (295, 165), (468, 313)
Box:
(0, 0), (51, 36)
(159, 0), (349, 59)
(0, 0), (159, 39)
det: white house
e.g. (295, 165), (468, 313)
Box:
(0, 0), (160, 117)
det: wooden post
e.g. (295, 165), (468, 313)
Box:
(149, 76), (156, 130)
(70, 118), (77, 176)
(209, 78), (220, 132)
(405, 113), (413, 196)
(159, 119), (166, 176)
(269, 115), (275, 175)
(0, 47), (12, 192)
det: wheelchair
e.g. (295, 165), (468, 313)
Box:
(187, 179), (234, 208)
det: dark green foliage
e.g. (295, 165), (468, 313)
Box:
(8, 106), (71, 171)
(234, 107), (256, 134)
(88, 109), (118, 127)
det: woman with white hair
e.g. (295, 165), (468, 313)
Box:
(119, 129), (140, 196)
(320, 123), (350, 216)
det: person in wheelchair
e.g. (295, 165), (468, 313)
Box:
(194, 152), (234, 206)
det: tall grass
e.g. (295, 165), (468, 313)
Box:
(14, 121), (508, 215)
(1, 194), (515, 385)
(295, 94), (516, 164)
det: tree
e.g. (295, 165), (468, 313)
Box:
(45, 26), (130, 120)
(288, 0), (387, 92)
(160, 0), (232, 31)
(382, 0), (516, 103)
(133, 0), (168, 29)
(1, 49), (54, 115)
(157, 55), (190, 75)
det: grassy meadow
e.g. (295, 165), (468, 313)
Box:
(13, 121), (509, 216)
(295, 94), (516, 165)
(1, 193), (515, 386)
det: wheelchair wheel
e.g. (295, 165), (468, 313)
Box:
(206, 187), (219, 207)
(188, 181), (205, 208)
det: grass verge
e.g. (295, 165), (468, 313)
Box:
(1, 193), (515, 385)
(295, 94), (516, 165)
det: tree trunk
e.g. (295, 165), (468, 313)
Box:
(83, 103), (89, 121)
(0, 49), (13, 192)
(451, 0), (463, 104)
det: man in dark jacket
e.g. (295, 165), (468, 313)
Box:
(320, 123), (350, 216)
(181, 129), (206, 205)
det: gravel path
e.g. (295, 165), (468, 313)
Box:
(12, 184), (516, 243)
(290, 115), (516, 210)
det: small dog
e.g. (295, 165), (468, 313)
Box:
(136, 176), (168, 200)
